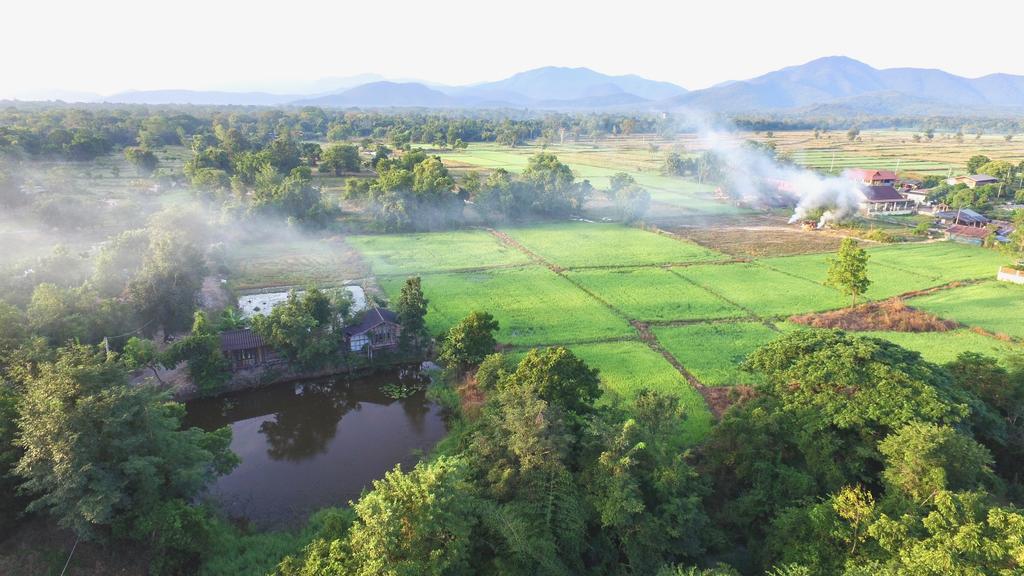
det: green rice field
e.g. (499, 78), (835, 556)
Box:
(378, 266), (633, 346)
(566, 267), (747, 322)
(347, 230), (530, 276)
(908, 281), (1024, 340)
(653, 322), (779, 387)
(673, 263), (848, 317)
(352, 220), (1023, 444)
(502, 222), (726, 268)
(569, 340), (713, 442)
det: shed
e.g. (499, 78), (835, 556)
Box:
(220, 328), (276, 370)
(934, 208), (989, 227)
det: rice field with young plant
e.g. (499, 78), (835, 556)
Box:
(568, 340), (713, 442)
(347, 230), (531, 276)
(501, 222), (727, 268)
(653, 322), (779, 387)
(908, 281), (1024, 340)
(378, 266), (634, 346)
(566, 267), (747, 322)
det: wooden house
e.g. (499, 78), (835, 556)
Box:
(344, 308), (401, 357)
(220, 328), (278, 371)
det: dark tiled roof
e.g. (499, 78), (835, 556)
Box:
(861, 185), (906, 202)
(344, 308), (399, 337)
(220, 328), (266, 352)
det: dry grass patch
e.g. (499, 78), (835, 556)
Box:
(789, 299), (958, 333)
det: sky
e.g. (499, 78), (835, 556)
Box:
(4, 0), (1024, 99)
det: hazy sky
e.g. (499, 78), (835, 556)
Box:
(5, 0), (1023, 99)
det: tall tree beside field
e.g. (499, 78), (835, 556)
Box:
(827, 238), (871, 306)
(396, 276), (429, 353)
(438, 311), (499, 371)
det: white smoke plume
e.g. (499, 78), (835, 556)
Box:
(675, 111), (867, 226)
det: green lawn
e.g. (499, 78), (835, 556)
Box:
(654, 322), (780, 387)
(502, 222), (726, 269)
(674, 263), (848, 318)
(908, 281), (1024, 339)
(379, 266), (633, 346)
(570, 340), (713, 442)
(566, 267), (747, 322)
(347, 230), (530, 276)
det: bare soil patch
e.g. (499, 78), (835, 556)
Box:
(790, 298), (957, 332)
(672, 225), (849, 258)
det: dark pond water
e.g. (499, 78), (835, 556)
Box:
(183, 372), (448, 529)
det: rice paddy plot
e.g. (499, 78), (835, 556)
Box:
(758, 252), (943, 300)
(227, 237), (367, 291)
(569, 340), (713, 442)
(566, 267), (747, 322)
(502, 222), (727, 268)
(908, 281), (1024, 340)
(865, 242), (1012, 283)
(347, 230), (531, 276)
(674, 262), (848, 318)
(379, 266), (634, 346)
(653, 322), (779, 387)
(857, 329), (1024, 367)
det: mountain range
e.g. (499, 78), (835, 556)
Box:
(24, 57), (1024, 115)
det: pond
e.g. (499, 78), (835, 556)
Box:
(183, 371), (448, 529)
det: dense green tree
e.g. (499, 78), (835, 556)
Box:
(878, 423), (997, 503)
(966, 154), (992, 174)
(475, 352), (513, 391)
(345, 457), (478, 575)
(505, 346), (601, 418)
(91, 228), (150, 297)
(438, 311), (500, 371)
(827, 238), (871, 306)
(0, 381), (25, 537)
(123, 146), (159, 176)
(162, 311), (230, 394)
(319, 143), (361, 176)
(128, 232), (206, 335)
(14, 344), (237, 540)
(395, 276), (428, 353)
(586, 390), (710, 572)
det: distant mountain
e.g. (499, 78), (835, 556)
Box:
(24, 58), (1024, 114)
(293, 82), (459, 108)
(459, 66), (687, 101)
(666, 56), (1024, 114)
(100, 89), (297, 106)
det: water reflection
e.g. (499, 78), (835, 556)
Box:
(184, 371), (447, 528)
